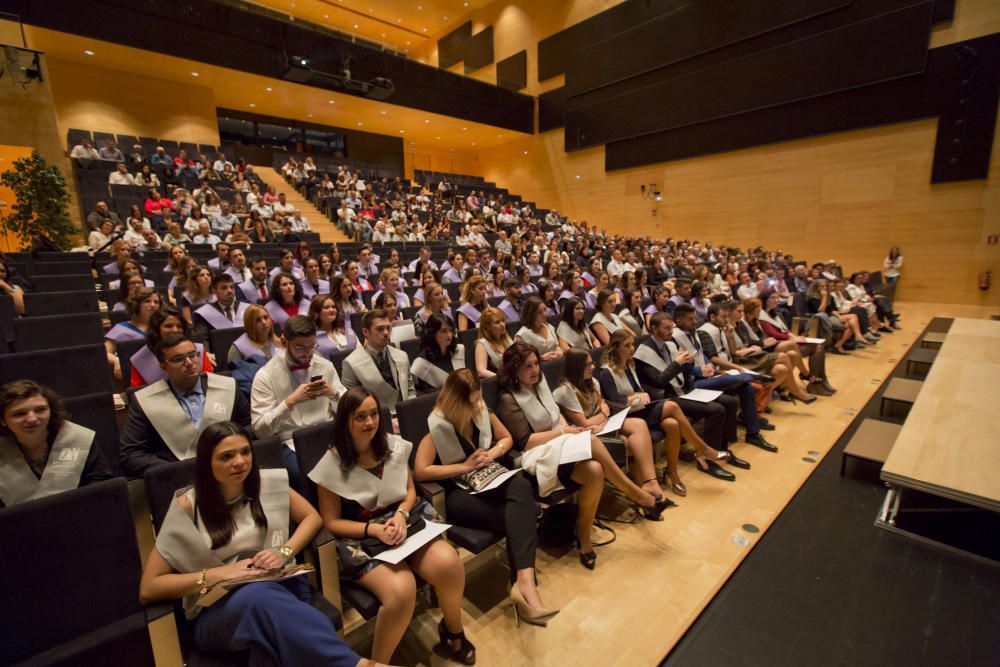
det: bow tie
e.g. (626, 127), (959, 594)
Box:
(289, 364), (310, 372)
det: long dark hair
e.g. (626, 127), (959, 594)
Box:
(331, 387), (388, 471)
(269, 272), (303, 306)
(193, 422), (266, 550)
(562, 348), (598, 413)
(560, 297), (587, 333)
(498, 341), (541, 390)
(146, 305), (191, 349)
(421, 313), (457, 362)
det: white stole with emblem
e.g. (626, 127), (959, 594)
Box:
(134, 375), (237, 461)
(0, 422), (94, 506)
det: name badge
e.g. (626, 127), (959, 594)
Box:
(211, 402), (227, 416)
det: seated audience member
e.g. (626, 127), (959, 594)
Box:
(192, 221), (222, 246)
(265, 273), (311, 330)
(374, 292), (404, 323)
(106, 287), (162, 380)
(192, 273), (249, 338)
(98, 139), (124, 162)
(88, 219), (116, 250)
(832, 278), (883, 342)
(475, 307), (512, 379)
(456, 275), (488, 331)
(108, 162), (135, 185)
(617, 288), (648, 336)
(442, 253), (466, 284)
(847, 272), (897, 331)
(751, 292), (835, 395)
(120, 334), (250, 477)
(515, 297), (562, 360)
(134, 165), (161, 188)
(372, 268), (410, 310)
(300, 258), (330, 300)
(672, 304), (777, 455)
(413, 369), (558, 626)
(497, 279), (524, 324)
(806, 279), (858, 355)
(211, 201), (240, 236)
(644, 286), (672, 330)
(247, 216), (274, 243)
(724, 300), (815, 403)
(634, 312), (741, 484)
(70, 137), (100, 167)
(180, 265), (214, 322)
(237, 255), (270, 304)
(341, 309), (413, 415)
(309, 294), (358, 357)
(226, 223), (252, 246)
(250, 316), (345, 479)
(270, 250), (305, 282)
(589, 289), (624, 346)
(667, 279), (692, 314)
(86, 199), (122, 232)
(149, 146), (170, 167)
(412, 282), (453, 338)
(206, 241), (231, 275)
(496, 343), (670, 569)
(536, 281), (560, 318)
(314, 388), (472, 664)
(344, 260), (373, 294)
(0, 257), (26, 316)
(224, 247), (252, 284)
(144, 189), (175, 219)
(412, 314), (466, 394)
(123, 216), (149, 249)
(584, 271), (610, 309)
(228, 305), (282, 364)
(558, 269), (583, 302)
(131, 306), (213, 387)
(162, 221), (190, 248)
(332, 275), (366, 318)
(138, 421), (370, 667)
(0, 381), (113, 508)
(357, 246), (380, 279)
(557, 297), (597, 351)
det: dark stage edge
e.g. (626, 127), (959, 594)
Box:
(662, 318), (1000, 667)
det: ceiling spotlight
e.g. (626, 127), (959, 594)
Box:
(435, 136), (441, 140)
(249, 103), (256, 107)
(265, 87), (272, 92)
(191, 71), (199, 77)
(462, 127), (468, 131)
(523, 150), (528, 155)
(328, 99), (335, 104)
(83, 49), (95, 55)
(444, 16), (448, 20)
(575, 174), (581, 179)
(422, 28), (428, 32)
(380, 110), (387, 115)
(357, 122), (363, 126)
(307, 113), (314, 117)
(399, 129), (405, 133)
(471, 142), (477, 146)
(424, 119), (430, 124)
(354, 24), (359, 29)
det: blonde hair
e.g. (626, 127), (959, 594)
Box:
(378, 267), (399, 287)
(433, 369), (485, 440)
(244, 304), (281, 347)
(461, 275), (486, 305)
(601, 329), (635, 372)
(478, 307), (511, 355)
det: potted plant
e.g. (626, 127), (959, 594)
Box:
(0, 150), (76, 250)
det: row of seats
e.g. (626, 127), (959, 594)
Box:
(67, 128), (222, 161)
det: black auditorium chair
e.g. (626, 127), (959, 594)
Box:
(23, 290), (101, 316)
(396, 391), (503, 555)
(64, 391), (122, 474)
(458, 329), (478, 368)
(398, 337), (421, 363)
(292, 418), (386, 621)
(0, 479), (162, 666)
(541, 357), (565, 390)
(143, 438), (340, 667)
(118, 338), (149, 386)
(208, 327), (244, 369)
(328, 347), (352, 377)
(33, 259), (92, 275)
(67, 127), (91, 147)
(0, 294), (14, 350)
(0, 343), (113, 397)
(30, 273), (96, 292)
(13, 312), (105, 351)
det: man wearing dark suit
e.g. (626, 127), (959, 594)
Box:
(119, 335), (251, 477)
(634, 311), (745, 479)
(237, 255), (270, 304)
(191, 273), (250, 339)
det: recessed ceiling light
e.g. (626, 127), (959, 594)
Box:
(435, 136), (441, 140)
(265, 87), (272, 92)
(424, 119), (430, 123)
(523, 150), (528, 155)
(380, 110), (387, 115)
(307, 113), (314, 117)
(324, 14), (328, 18)
(249, 103), (256, 108)
(191, 71), (199, 77)
(417, 5), (422, 9)
(444, 16), (448, 20)
(83, 49), (95, 55)
(381, 33), (386, 37)
(461, 127), (468, 131)
(328, 99), (335, 104)
(399, 129), (405, 133)
(357, 122), (363, 126)
(397, 18), (402, 23)
(471, 142), (476, 146)
(406, 41), (411, 45)
(575, 174), (581, 179)
(354, 24), (359, 29)
(368, 8), (374, 12)
(422, 28), (427, 32)
(497, 134), (502, 138)
(464, 2), (469, 6)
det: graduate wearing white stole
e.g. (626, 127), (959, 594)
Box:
(411, 344), (466, 393)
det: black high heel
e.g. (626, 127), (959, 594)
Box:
(575, 534), (597, 570)
(437, 618), (476, 665)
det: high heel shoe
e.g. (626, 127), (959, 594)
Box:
(637, 493), (675, 521)
(436, 618), (476, 665)
(574, 532), (598, 569)
(668, 475), (688, 497)
(788, 393), (817, 405)
(510, 584), (559, 627)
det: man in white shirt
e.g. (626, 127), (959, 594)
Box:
(494, 230), (512, 254)
(251, 316), (345, 481)
(286, 211), (310, 233)
(272, 193), (295, 217)
(108, 163), (136, 185)
(88, 220), (115, 250)
(70, 138), (100, 167)
(606, 249), (634, 278)
(337, 200), (356, 232)
(407, 246), (438, 272)
(371, 221), (394, 243)
(212, 152), (233, 174)
(122, 217), (148, 249)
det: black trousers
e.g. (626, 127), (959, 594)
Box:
(674, 393), (738, 449)
(445, 475), (538, 576)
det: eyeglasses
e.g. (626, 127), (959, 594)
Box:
(166, 351), (199, 365)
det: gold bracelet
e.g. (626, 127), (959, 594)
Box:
(197, 568), (209, 595)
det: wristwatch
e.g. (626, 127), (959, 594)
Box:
(277, 545), (294, 563)
(396, 508), (410, 521)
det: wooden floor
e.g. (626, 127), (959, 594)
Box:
(360, 301), (999, 667)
